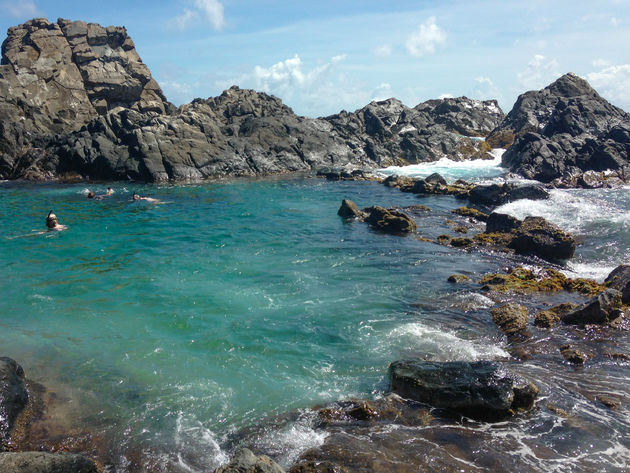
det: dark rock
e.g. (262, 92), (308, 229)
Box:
(509, 216), (576, 260)
(490, 303), (528, 336)
(411, 175), (472, 197)
(215, 448), (285, 473)
(389, 360), (538, 421)
(337, 199), (367, 220)
(561, 288), (624, 325)
(382, 175), (416, 191)
(0, 357), (28, 448)
(489, 73), (630, 183)
(534, 303), (578, 328)
(0, 452), (97, 473)
(363, 206), (417, 234)
(486, 213), (521, 233)
(604, 264), (630, 304)
(449, 237), (473, 247)
(469, 183), (549, 206)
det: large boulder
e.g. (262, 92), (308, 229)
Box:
(0, 357), (28, 448)
(508, 216), (576, 260)
(488, 73), (630, 182)
(468, 183), (549, 206)
(561, 288), (624, 325)
(389, 360), (538, 421)
(604, 264), (630, 304)
(363, 206), (417, 234)
(215, 448), (285, 473)
(0, 452), (97, 473)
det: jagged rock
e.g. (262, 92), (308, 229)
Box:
(389, 360), (538, 421)
(363, 206), (417, 234)
(488, 73), (630, 182)
(604, 264), (630, 304)
(0, 357), (28, 449)
(337, 199), (367, 219)
(411, 174), (472, 197)
(415, 96), (504, 137)
(509, 216), (576, 260)
(0, 452), (97, 473)
(534, 303), (578, 328)
(468, 183), (549, 206)
(215, 448), (285, 473)
(560, 345), (587, 364)
(561, 288), (624, 325)
(490, 303), (528, 336)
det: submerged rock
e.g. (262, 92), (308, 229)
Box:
(389, 360), (538, 421)
(560, 345), (587, 364)
(561, 288), (624, 325)
(0, 357), (28, 448)
(216, 448), (285, 473)
(0, 452), (97, 473)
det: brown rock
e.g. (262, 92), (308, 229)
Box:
(490, 303), (528, 336)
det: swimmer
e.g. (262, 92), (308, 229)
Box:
(106, 187), (114, 196)
(132, 194), (160, 203)
(95, 187), (114, 200)
(87, 191), (95, 199)
(46, 211), (67, 231)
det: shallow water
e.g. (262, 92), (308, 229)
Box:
(1, 168), (629, 471)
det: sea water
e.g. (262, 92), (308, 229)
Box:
(1, 161), (629, 471)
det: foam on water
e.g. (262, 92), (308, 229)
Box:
(377, 149), (506, 182)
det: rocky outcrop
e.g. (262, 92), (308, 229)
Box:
(337, 199), (367, 219)
(389, 360), (538, 421)
(490, 303), (528, 337)
(468, 183), (549, 206)
(0, 452), (97, 473)
(488, 73), (630, 182)
(337, 200), (417, 234)
(561, 288), (624, 325)
(0, 357), (28, 448)
(604, 264), (630, 304)
(0, 18), (506, 182)
(215, 448), (285, 473)
(509, 216), (576, 261)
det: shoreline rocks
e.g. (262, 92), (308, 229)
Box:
(338, 200), (417, 234)
(0, 452), (98, 473)
(0, 357), (28, 449)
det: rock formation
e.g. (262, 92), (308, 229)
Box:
(0, 18), (505, 182)
(487, 73), (630, 182)
(0, 357), (28, 449)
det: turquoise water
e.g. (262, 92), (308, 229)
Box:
(1, 172), (630, 471)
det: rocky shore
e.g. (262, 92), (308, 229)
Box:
(1, 15), (630, 473)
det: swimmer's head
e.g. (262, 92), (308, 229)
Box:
(107, 187), (113, 195)
(46, 211), (58, 228)
(87, 191), (95, 199)
(133, 194), (140, 201)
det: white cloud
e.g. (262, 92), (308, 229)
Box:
(586, 64), (630, 110)
(592, 58), (611, 68)
(517, 54), (560, 90)
(438, 93), (454, 99)
(3, 0), (40, 17)
(371, 83), (393, 101)
(475, 76), (495, 87)
(405, 17), (447, 57)
(171, 0), (225, 31)
(373, 44), (393, 57)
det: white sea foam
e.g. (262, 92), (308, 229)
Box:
(376, 149), (505, 181)
(562, 262), (617, 282)
(174, 412), (229, 472)
(386, 322), (509, 361)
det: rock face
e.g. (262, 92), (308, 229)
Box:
(215, 448), (285, 473)
(561, 288), (624, 325)
(468, 183), (549, 206)
(604, 264), (630, 304)
(0, 357), (28, 448)
(0, 452), (98, 473)
(389, 360), (538, 421)
(488, 73), (630, 182)
(0, 18), (506, 182)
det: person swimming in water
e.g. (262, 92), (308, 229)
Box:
(87, 191), (95, 199)
(132, 194), (160, 203)
(46, 211), (67, 231)
(95, 187), (114, 200)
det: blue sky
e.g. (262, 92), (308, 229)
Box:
(2, 0), (630, 117)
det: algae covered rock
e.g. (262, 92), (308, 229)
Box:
(337, 199), (367, 219)
(561, 288), (624, 325)
(509, 216), (576, 261)
(389, 360), (538, 421)
(452, 207), (489, 222)
(363, 206), (417, 234)
(490, 303), (528, 336)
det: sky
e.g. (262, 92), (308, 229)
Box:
(2, 0), (630, 118)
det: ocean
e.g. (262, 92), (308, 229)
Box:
(1, 157), (629, 472)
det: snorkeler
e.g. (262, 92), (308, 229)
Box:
(46, 211), (67, 231)
(132, 194), (160, 203)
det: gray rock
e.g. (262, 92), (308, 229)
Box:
(389, 360), (538, 421)
(561, 288), (624, 325)
(0, 357), (28, 448)
(485, 213), (521, 233)
(215, 448), (285, 473)
(468, 183), (549, 206)
(488, 73), (630, 182)
(0, 452), (97, 473)
(604, 264), (630, 304)
(508, 216), (576, 261)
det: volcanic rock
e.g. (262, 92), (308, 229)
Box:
(488, 73), (630, 182)
(468, 183), (549, 206)
(337, 199), (367, 219)
(215, 448), (285, 473)
(389, 360), (538, 421)
(604, 264), (630, 304)
(0, 357), (28, 448)
(509, 216), (576, 260)
(363, 206), (417, 234)
(561, 288), (624, 325)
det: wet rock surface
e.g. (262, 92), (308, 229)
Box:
(488, 73), (630, 182)
(389, 360), (538, 421)
(0, 357), (28, 449)
(0, 451), (97, 473)
(491, 303), (529, 337)
(337, 200), (417, 234)
(216, 448), (286, 473)
(561, 288), (625, 325)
